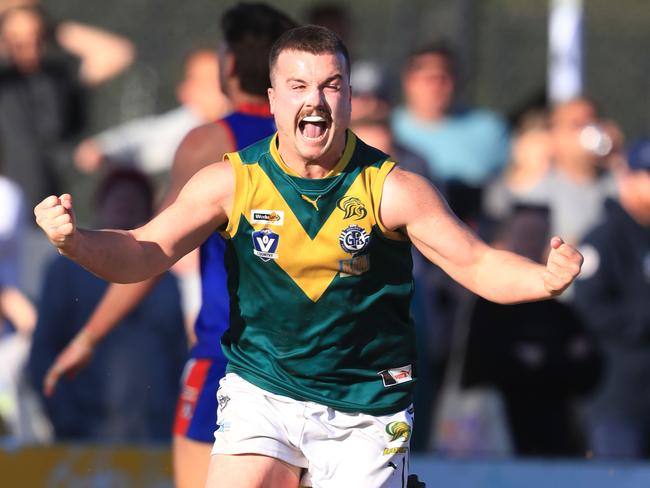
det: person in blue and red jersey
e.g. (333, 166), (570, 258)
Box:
(39, 4), (297, 487)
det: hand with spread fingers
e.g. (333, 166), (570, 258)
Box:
(543, 236), (584, 296)
(43, 331), (96, 397)
(34, 194), (77, 252)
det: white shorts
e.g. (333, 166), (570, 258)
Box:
(212, 373), (413, 488)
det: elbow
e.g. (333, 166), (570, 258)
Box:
(81, 42), (136, 85)
(112, 40), (136, 75)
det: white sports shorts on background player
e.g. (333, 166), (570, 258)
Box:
(211, 373), (414, 488)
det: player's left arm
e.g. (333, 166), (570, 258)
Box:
(380, 167), (583, 304)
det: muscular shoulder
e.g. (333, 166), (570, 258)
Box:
(183, 160), (234, 197)
(179, 160), (235, 216)
(380, 166), (447, 232)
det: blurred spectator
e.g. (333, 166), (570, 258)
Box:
(0, 174), (25, 288)
(351, 115), (432, 180)
(520, 97), (617, 245)
(0, 285), (46, 445)
(574, 139), (650, 459)
(0, 5), (134, 299)
(350, 60), (390, 122)
(0, 4), (134, 210)
(391, 42), (510, 187)
(483, 109), (553, 222)
(74, 48), (231, 177)
(305, 2), (351, 48)
(0, 287), (35, 334)
(0, 0), (35, 13)
(0, 172), (48, 444)
(28, 169), (186, 443)
(462, 204), (602, 456)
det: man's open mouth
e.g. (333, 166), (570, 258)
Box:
(298, 114), (330, 141)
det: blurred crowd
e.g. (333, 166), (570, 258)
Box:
(1, 1), (649, 464)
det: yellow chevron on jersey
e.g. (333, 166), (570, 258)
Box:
(223, 131), (405, 302)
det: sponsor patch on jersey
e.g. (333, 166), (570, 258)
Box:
(216, 421), (231, 433)
(378, 364), (413, 388)
(252, 228), (279, 261)
(250, 209), (284, 226)
(337, 196), (367, 220)
(339, 224), (370, 254)
(339, 254), (371, 277)
(385, 421), (411, 442)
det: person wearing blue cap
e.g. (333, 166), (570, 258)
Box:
(574, 138), (650, 459)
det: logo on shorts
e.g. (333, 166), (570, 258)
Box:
(337, 196), (367, 220)
(252, 228), (279, 261)
(378, 365), (413, 388)
(217, 394), (230, 412)
(339, 225), (370, 254)
(250, 209), (284, 226)
(385, 421), (411, 442)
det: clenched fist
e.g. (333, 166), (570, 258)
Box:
(543, 236), (584, 296)
(34, 194), (77, 251)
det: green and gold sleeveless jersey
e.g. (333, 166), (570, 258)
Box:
(221, 131), (416, 415)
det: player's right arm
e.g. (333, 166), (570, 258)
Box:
(35, 160), (233, 283)
(42, 123), (235, 395)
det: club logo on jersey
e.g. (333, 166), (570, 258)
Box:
(385, 421), (411, 442)
(337, 196), (367, 220)
(339, 254), (371, 277)
(378, 364), (413, 388)
(339, 225), (370, 254)
(250, 209), (284, 226)
(252, 228), (279, 261)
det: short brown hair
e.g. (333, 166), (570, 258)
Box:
(269, 24), (350, 80)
